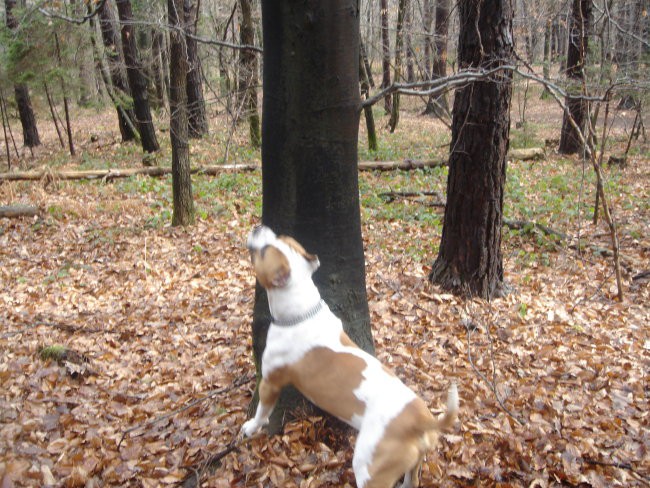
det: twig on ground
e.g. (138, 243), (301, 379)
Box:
(118, 374), (254, 449)
(462, 311), (524, 426)
(179, 431), (265, 488)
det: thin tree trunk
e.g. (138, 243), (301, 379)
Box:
(169, 0), (194, 226)
(115, 0), (160, 152)
(44, 83), (65, 148)
(239, 0), (260, 147)
(559, 0), (592, 154)
(185, 0), (208, 138)
(54, 33), (75, 156)
(0, 91), (18, 159)
(360, 38), (374, 88)
(97, 0), (138, 142)
(430, 0), (514, 299)
(389, 0), (409, 132)
(424, 0), (450, 116)
(360, 43), (378, 151)
(151, 29), (167, 109)
(5, 0), (41, 148)
(404, 2), (415, 83)
(0, 91), (11, 169)
(380, 0), (391, 113)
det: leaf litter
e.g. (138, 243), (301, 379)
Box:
(1, 111), (649, 487)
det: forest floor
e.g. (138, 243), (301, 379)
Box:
(1, 90), (649, 487)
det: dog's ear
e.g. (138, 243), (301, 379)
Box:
(278, 236), (319, 270)
(253, 245), (291, 289)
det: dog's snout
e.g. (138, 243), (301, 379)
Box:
(247, 225), (276, 252)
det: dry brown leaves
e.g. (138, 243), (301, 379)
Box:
(1, 109), (648, 487)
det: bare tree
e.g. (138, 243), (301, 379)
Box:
(185, 0), (208, 138)
(559, 0), (592, 154)
(252, 0), (372, 433)
(5, 0), (41, 148)
(115, 0), (160, 153)
(168, 0), (194, 226)
(430, 0), (514, 298)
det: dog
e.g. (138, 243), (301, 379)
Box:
(242, 225), (458, 488)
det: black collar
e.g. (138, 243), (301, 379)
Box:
(272, 300), (325, 327)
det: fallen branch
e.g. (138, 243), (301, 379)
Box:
(358, 159), (446, 171)
(180, 432), (265, 488)
(503, 219), (568, 239)
(0, 164), (258, 183)
(0, 205), (39, 218)
(508, 147), (545, 161)
(118, 374), (254, 449)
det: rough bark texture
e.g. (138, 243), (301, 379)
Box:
(238, 0), (260, 147)
(98, 0), (138, 142)
(380, 0), (391, 113)
(388, 0), (408, 132)
(184, 0), (208, 138)
(254, 0), (372, 433)
(6, 0), (41, 147)
(115, 0), (160, 152)
(559, 0), (591, 154)
(169, 0), (194, 226)
(429, 0), (514, 299)
(424, 0), (450, 116)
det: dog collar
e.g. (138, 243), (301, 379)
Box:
(272, 300), (325, 327)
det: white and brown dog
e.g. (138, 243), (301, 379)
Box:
(242, 225), (458, 488)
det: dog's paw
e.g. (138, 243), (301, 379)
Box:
(240, 419), (262, 438)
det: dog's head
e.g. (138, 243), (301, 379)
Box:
(247, 225), (320, 290)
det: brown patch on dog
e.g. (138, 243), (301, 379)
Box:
(278, 235), (319, 263)
(251, 245), (290, 289)
(366, 398), (438, 487)
(267, 346), (367, 424)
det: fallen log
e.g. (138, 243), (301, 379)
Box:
(0, 148), (546, 183)
(508, 147), (545, 161)
(0, 164), (259, 182)
(358, 159), (446, 171)
(0, 205), (39, 218)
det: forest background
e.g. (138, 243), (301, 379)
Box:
(0, 0), (649, 486)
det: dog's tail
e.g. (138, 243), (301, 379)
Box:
(434, 383), (459, 431)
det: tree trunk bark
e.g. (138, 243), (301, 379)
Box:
(239, 0), (260, 148)
(97, 0), (138, 142)
(185, 0), (209, 138)
(255, 0), (372, 434)
(380, 0), (391, 113)
(424, 0), (450, 116)
(169, 0), (194, 226)
(429, 0), (514, 299)
(115, 0), (160, 152)
(389, 0), (409, 132)
(5, 0), (41, 148)
(559, 0), (591, 155)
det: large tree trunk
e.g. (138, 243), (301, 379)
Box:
(424, 0), (450, 116)
(185, 0), (208, 138)
(97, 0), (138, 142)
(115, 0), (160, 152)
(254, 0), (372, 434)
(559, 0), (591, 154)
(169, 0), (194, 226)
(380, 0), (391, 113)
(238, 0), (260, 148)
(5, 0), (40, 148)
(429, 0), (514, 299)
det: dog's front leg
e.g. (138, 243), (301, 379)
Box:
(241, 378), (281, 437)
